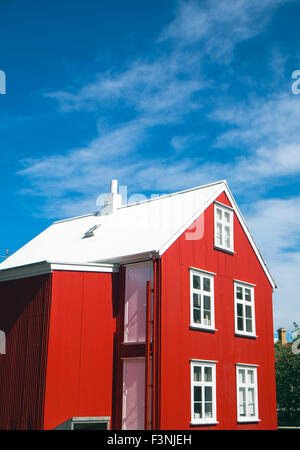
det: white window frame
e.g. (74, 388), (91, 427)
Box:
(234, 281), (256, 337)
(236, 364), (259, 422)
(189, 268), (215, 331)
(71, 417), (110, 430)
(214, 202), (234, 252)
(190, 360), (217, 425)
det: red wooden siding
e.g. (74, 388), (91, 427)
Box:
(43, 270), (118, 430)
(159, 192), (277, 430)
(0, 274), (52, 430)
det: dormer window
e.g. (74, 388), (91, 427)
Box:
(214, 202), (234, 253)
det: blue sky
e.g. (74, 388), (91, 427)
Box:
(0, 0), (300, 334)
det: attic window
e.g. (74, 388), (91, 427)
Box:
(82, 225), (100, 239)
(214, 202), (234, 253)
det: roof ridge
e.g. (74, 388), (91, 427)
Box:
(52, 180), (227, 225)
(118, 179), (226, 210)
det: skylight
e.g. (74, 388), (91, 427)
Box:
(82, 225), (101, 239)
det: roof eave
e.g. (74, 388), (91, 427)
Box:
(0, 260), (119, 282)
(94, 250), (160, 265)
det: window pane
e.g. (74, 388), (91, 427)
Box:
(237, 317), (244, 331)
(238, 369), (245, 384)
(203, 295), (211, 311)
(203, 311), (211, 326)
(225, 226), (231, 248)
(205, 386), (212, 401)
(193, 293), (200, 307)
(224, 211), (230, 223)
(204, 402), (213, 418)
(194, 366), (202, 382)
(193, 275), (200, 290)
(247, 370), (254, 385)
(193, 307), (201, 324)
(216, 208), (222, 221)
(245, 305), (252, 318)
(239, 388), (246, 416)
(246, 319), (252, 333)
(236, 286), (243, 300)
(216, 223), (223, 246)
(194, 401), (202, 419)
(204, 367), (212, 382)
(203, 277), (211, 292)
(248, 388), (255, 416)
(237, 317), (243, 331)
(203, 295), (211, 325)
(237, 303), (243, 317)
(245, 288), (251, 301)
(194, 386), (202, 402)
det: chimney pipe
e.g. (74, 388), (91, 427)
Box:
(277, 328), (287, 346)
(110, 179), (118, 194)
(100, 179), (122, 215)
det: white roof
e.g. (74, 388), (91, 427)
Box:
(0, 180), (276, 288)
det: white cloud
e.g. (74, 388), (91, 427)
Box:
(231, 144), (300, 183)
(17, 154), (218, 218)
(46, 0), (290, 117)
(211, 93), (300, 149)
(159, 0), (288, 62)
(46, 55), (206, 122)
(19, 120), (144, 177)
(17, 119), (147, 208)
(246, 197), (300, 260)
(207, 92), (300, 184)
(170, 133), (204, 152)
(33, 0), (298, 213)
(35, 0), (298, 210)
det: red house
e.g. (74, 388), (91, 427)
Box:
(0, 180), (277, 430)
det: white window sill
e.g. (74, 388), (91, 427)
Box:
(237, 418), (261, 424)
(190, 421), (219, 427)
(234, 332), (258, 339)
(214, 245), (235, 255)
(190, 324), (217, 332)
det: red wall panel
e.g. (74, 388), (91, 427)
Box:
(43, 270), (117, 430)
(0, 274), (52, 430)
(159, 192), (277, 430)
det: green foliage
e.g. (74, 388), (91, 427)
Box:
(275, 323), (300, 426)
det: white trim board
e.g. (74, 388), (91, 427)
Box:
(0, 260), (119, 282)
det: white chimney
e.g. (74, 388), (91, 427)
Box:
(100, 179), (122, 215)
